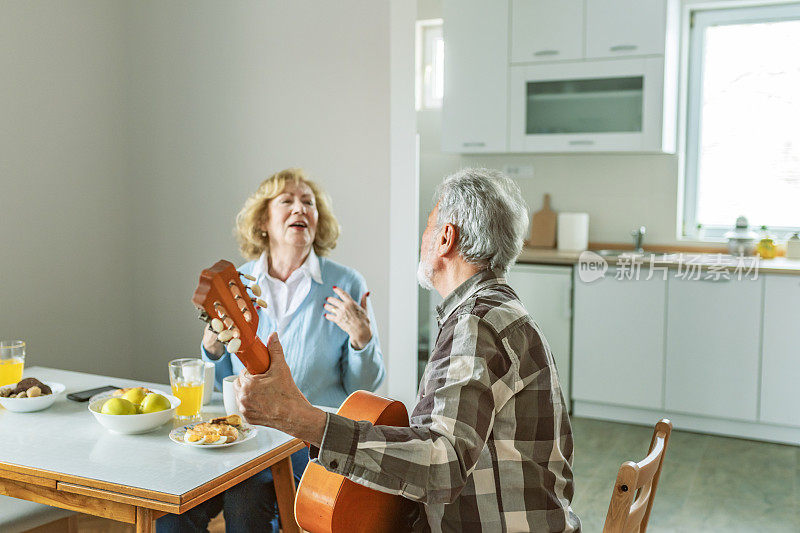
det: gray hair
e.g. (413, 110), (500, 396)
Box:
(434, 168), (529, 272)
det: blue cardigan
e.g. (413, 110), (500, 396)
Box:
(201, 256), (385, 408)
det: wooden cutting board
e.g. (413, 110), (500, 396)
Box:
(527, 193), (556, 248)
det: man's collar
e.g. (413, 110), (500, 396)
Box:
(435, 268), (506, 324)
(252, 248), (323, 284)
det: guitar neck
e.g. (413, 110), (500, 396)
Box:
(236, 336), (271, 375)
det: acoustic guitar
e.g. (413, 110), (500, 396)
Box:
(192, 260), (417, 532)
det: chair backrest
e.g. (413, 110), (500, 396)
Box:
(602, 419), (673, 533)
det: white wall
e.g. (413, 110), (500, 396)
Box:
(2, 1), (418, 394)
(0, 1), (135, 379)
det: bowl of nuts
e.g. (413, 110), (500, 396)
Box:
(0, 378), (65, 412)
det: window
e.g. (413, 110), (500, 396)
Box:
(416, 19), (444, 110)
(684, 3), (800, 240)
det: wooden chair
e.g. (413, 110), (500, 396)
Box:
(602, 419), (673, 533)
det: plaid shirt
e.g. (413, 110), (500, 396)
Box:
(316, 269), (580, 532)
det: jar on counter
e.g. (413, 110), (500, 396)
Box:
(786, 232), (800, 260)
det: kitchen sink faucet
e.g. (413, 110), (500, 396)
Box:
(632, 226), (646, 253)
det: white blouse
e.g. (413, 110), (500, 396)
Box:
(252, 249), (323, 329)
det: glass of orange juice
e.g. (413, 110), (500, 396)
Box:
(0, 341), (26, 387)
(168, 358), (205, 420)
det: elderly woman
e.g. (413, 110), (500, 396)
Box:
(157, 168), (384, 533)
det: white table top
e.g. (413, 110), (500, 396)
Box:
(0, 367), (297, 497)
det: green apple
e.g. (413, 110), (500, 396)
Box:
(140, 393), (171, 414)
(121, 387), (148, 406)
(101, 397), (136, 415)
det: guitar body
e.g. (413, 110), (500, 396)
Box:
(295, 391), (418, 533)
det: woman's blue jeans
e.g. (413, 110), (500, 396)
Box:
(156, 448), (309, 533)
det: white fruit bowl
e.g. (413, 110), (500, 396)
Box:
(0, 381), (65, 412)
(89, 391), (181, 434)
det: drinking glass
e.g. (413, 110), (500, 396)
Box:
(0, 341), (26, 387)
(168, 358), (205, 420)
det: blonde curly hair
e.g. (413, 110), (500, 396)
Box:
(235, 168), (340, 260)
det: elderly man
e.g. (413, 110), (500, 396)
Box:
(236, 168), (580, 532)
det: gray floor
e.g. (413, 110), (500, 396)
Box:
(571, 417), (800, 532)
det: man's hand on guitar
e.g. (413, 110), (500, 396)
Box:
(234, 332), (327, 447)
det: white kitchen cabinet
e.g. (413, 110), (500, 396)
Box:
(506, 265), (573, 405)
(572, 269), (666, 409)
(585, 0), (670, 59)
(664, 277), (762, 421)
(510, 0), (584, 64)
(508, 57), (669, 152)
(441, 0), (508, 153)
(760, 275), (800, 426)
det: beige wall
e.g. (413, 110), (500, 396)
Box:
(126, 1), (401, 383)
(2, 1), (417, 390)
(0, 1), (134, 379)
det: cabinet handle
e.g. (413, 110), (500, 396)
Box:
(533, 49), (559, 57)
(569, 140), (595, 146)
(609, 44), (638, 52)
(462, 142), (486, 147)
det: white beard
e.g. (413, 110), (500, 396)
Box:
(417, 257), (435, 291)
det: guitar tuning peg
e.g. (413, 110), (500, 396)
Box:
(218, 330), (234, 342)
(227, 338), (241, 353)
(242, 310), (252, 322)
(239, 272), (256, 282)
(255, 298), (268, 308)
(249, 284), (262, 297)
(211, 318), (224, 333)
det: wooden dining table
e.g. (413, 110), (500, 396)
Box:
(0, 367), (305, 532)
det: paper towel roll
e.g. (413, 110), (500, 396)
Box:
(557, 213), (589, 252)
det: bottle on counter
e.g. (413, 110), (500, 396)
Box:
(756, 225), (777, 259)
(786, 232), (800, 260)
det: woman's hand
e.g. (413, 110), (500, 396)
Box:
(202, 323), (225, 358)
(324, 287), (372, 349)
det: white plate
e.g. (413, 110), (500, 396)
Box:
(0, 382), (65, 412)
(169, 421), (257, 448)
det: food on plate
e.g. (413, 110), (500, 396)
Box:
(121, 387), (149, 406)
(140, 393), (171, 414)
(210, 414), (242, 426)
(101, 397), (137, 415)
(184, 415), (242, 445)
(0, 377), (52, 398)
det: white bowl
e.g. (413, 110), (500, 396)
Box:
(88, 391), (181, 434)
(0, 382), (65, 412)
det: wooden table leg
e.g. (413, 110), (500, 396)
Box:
(272, 456), (300, 533)
(136, 507), (155, 533)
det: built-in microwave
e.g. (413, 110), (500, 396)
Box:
(508, 57), (675, 153)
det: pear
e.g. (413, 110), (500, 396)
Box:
(140, 393), (171, 414)
(101, 397), (137, 415)
(121, 387), (148, 406)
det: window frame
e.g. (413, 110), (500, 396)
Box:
(683, 2), (800, 240)
(415, 19), (444, 111)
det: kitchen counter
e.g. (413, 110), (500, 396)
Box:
(517, 246), (800, 275)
